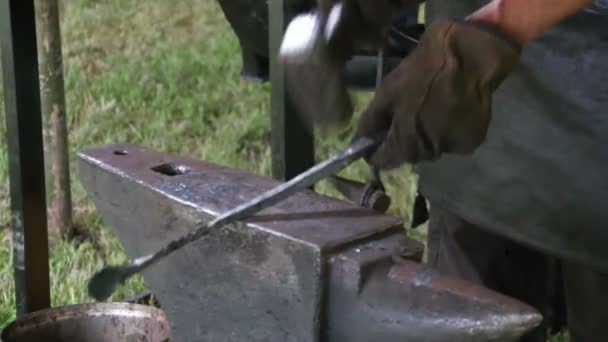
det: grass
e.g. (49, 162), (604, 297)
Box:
(0, 1), (568, 341)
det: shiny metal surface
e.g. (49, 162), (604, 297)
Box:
(1, 303), (171, 342)
(77, 144), (542, 342)
(87, 134), (384, 301)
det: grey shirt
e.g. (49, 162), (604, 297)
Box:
(417, 0), (608, 272)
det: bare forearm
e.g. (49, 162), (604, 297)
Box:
(467, 0), (593, 45)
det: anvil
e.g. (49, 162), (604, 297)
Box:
(78, 144), (541, 342)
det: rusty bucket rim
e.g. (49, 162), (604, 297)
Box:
(1, 302), (169, 340)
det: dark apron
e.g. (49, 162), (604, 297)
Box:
(417, 0), (608, 272)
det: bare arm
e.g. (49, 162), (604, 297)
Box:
(466, 0), (593, 45)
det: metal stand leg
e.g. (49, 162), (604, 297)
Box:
(1, 0), (51, 317)
(268, 0), (315, 181)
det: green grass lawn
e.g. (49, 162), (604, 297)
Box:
(0, 1), (569, 341)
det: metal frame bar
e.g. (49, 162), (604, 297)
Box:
(1, 0), (51, 317)
(269, 0), (315, 181)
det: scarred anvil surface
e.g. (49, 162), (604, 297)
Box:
(78, 144), (541, 342)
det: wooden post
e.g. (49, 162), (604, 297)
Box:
(35, 0), (72, 242)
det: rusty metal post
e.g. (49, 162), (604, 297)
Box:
(1, 0), (51, 317)
(268, 0), (315, 181)
(35, 0), (73, 242)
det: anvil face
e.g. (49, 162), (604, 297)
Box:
(78, 144), (541, 342)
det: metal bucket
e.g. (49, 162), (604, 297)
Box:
(1, 303), (171, 342)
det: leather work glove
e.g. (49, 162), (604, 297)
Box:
(355, 19), (521, 169)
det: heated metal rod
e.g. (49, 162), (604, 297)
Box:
(88, 132), (385, 301)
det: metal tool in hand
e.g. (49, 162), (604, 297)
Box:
(88, 133), (385, 301)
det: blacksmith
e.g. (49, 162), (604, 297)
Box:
(320, 0), (608, 341)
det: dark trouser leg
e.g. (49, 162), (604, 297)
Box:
(426, 202), (566, 342)
(562, 261), (608, 342)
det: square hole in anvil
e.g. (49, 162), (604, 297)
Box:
(151, 162), (192, 176)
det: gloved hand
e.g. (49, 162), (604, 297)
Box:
(354, 19), (521, 169)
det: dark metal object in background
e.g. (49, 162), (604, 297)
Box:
(216, 0), (272, 81)
(215, 0), (423, 87)
(78, 144), (542, 342)
(269, 0), (315, 181)
(1, 303), (171, 342)
(328, 175), (391, 213)
(1, 0), (51, 317)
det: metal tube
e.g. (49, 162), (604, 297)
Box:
(269, 0), (315, 181)
(1, 0), (51, 317)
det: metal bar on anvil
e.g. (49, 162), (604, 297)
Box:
(0, 0), (51, 316)
(269, 0), (315, 182)
(78, 144), (542, 342)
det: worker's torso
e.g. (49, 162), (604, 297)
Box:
(418, 0), (608, 272)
